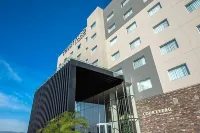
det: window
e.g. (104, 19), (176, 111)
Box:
(160, 39), (179, 55)
(127, 22), (137, 33)
(64, 58), (68, 62)
(108, 23), (116, 33)
(148, 3), (162, 16)
(197, 24), (200, 32)
(115, 68), (123, 74)
(77, 44), (81, 49)
(107, 12), (114, 22)
(70, 51), (73, 56)
(123, 8), (133, 20)
(121, 0), (129, 8)
(86, 59), (88, 62)
(133, 56), (146, 69)
(130, 37), (141, 49)
(112, 51), (120, 61)
(91, 33), (97, 40)
(185, 0), (200, 13)
(91, 45), (97, 54)
(137, 78), (152, 92)
(143, 0), (148, 3)
(91, 22), (96, 29)
(59, 63), (62, 67)
(77, 54), (81, 59)
(110, 36), (117, 46)
(153, 19), (169, 34)
(85, 37), (88, 42)
(92, 59), (98, 66)
(86, 47), (88, 51)
(168, 64), (190, 81)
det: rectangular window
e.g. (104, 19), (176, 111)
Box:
(110, 36), (117, 46)
(115, 68), (123, 74)
(70, 51), (73, 56)
(107, 12), (114, 22)
(137, 78), (152, 92)
(91, 33), (97, 40)
(108, 23), (116, 33)
(77, 44), (81, 49)
(185, 0), (200, 13)
(197, 24), (200, 32)
(64, 58), (68, 62)
(91, 22), (96, 29)
(148, 3), (162, 16)
(127, 22), (137, 33)
(160, 39), (179, 55)
(91, 45), (97, 53)
(92, 59), (98, 66)
(133, 56), (146, 69)
(85, 37), (88, 42)
(77, 54), (81, 59)
(168, 64), (190, 81)
(153, 19), (169, 34)
(86, 59), (88, 62)
(123, 8), (133, 20)
(130, 37), (141, 49)
(121, 0), (129, 8)
(112, 51), (120, 61)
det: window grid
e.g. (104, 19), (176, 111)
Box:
(148, 3), (162, 16)
(123, 8), (133, 20)
(153, 19), (169, 34)
(137, 78), (152, 92)
(108, 24), (116, 33)
(121, 0), (129, 8)
(107, 12), (114, 22)
(112, 51), (120, 61)
(91, 33), (97, 40)
(91, 22), (96, 29)
(160, 39), (179, 55)
(186, 0), (200, 13)
(133, 57), (146, 69)
(168, 64), (190, 81)
(130, 37), (141, 49)
(91, 45), (97, 53)
(110, 36), (117, 46)
(127, 22), (137, 33)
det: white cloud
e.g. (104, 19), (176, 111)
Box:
(0, 60), (22, 82)
(0, 91), (30, 112)
(0, 119), (27, 132)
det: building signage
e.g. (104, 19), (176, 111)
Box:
(143, 107), (172, 116)
(62, 28), (87, 56)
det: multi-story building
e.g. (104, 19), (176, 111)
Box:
(29, 0), (200, 132)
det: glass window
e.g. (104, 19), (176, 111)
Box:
(91, 22), (96, 29)
(92, 59), (98, 66)
(185, 0), (200, 13)
(85, 37), (88, 42)
(133, 56), (146, 69)
(115, 68), (123, 74)
(77, 54), (81, 59)
(148, 3), (162, 16)
(108, 23), (116, 33)
(168, 64), (190, 81)
(91, 45), (97, 53)
(121, 0), (129, 8)
(160, 39), (179, 55)
(127, 22), (137, 33)
(123, 8), (133, 20)
(86, 59), (88, 62)
(110, 36), (117, 46)
(70, 51), (73, 56)
(153, 19), (169, 34)
(197, 24), (200, 32)
(137, 78), (152, 92)
(112, 51), (120, 61)
(77, 44), (81, 49)
(91, 33), (97, 40)
(107, 12), (114, 22)
(130, 37), (141, 49)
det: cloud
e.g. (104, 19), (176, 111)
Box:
(0, 60), (22, 82)
(0, 119), (27, 132)
(0, 91), (30, 112)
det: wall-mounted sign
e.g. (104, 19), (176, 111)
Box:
(143, 107), (172, 116)
(62, 28), (87, 56)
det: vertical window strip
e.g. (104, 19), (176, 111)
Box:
(153, 19), (169, 34)
(186, 0), (200, 12)
(148, 3), (162, 16)
(160, 39), (179, 55)
(124, 8), (133, 20)
(110, 36), (117, 46)
(137, 78), (152, 92)
(130, 37), (141, 49)
(107, 12), (114, 22)
(127, 22), (137, 33)
(133, 57), (146, 69)
(168, 64), (190, 81)
(112, 51), (120, 61)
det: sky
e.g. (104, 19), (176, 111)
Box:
(0, 0), (110, 132)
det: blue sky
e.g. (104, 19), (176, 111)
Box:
(0, 0), (110, 132)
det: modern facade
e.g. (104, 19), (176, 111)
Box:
(29, 0), (200, 132)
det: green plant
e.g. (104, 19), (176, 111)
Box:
(37, 112), (89, 133)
